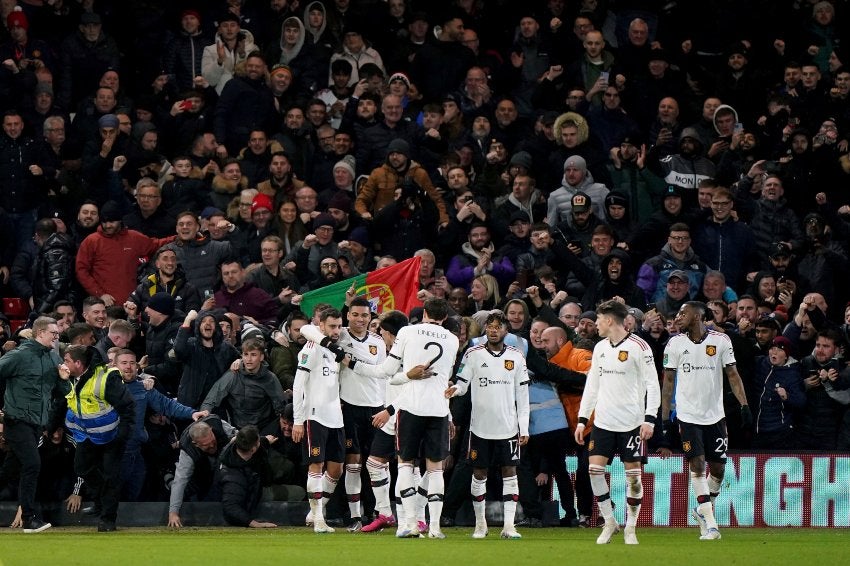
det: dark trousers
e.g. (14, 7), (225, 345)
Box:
(4, 419), (42, 519)
(75, 438), (125, 522)
(120, 445), (146, 501)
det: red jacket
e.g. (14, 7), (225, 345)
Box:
(76, 226), (174, 303)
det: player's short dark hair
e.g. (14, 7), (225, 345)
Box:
(319, 308), (343, 322)
(423, 298), (449, 321)
(684, 301), (709, 320)
(595, 299), (628, 323)
(235, 425), (260, 451)
(484, 311), (508, 328)
(669, 222), (690, 234)
(350, 297), (371, 310)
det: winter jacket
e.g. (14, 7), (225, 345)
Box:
(163, 28), (209, 91)
(581, 249), (647, 310)
(214, 283), (280, 325)
(57, 29), (121, 108)
(636, 244), (709, 303)
(650, 127), (716, 194)
(173, 311), (240, 409)
(33, 232), (76, 314)
(142, 315), (184, 395)
(0, 132), (52, 213)
(0, 340), (66, 427)
(129, 267), (201, 314)
(201, 30), (258, 94)
(265, 17), (326, 96)
(735, 185), (806, 260)
(355, 161), (448, 225)
(75, 226), (174, 304)
(754, 357), (805, 435)
(372, 194), (441, 262)
(546, 171), (609, 225)
(161, 171), (211, 217)
(691, 218), (760, 293)
(447, 241), (516, 292)
(214, 74), (277, 155)
(201, 361), (287, 430)
(795, 355), (849, 449)
(161, 235), (234, 297)
(219, 437), (273, 527)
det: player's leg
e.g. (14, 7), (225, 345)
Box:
(684, 423), (720, 539)
(699, 421), (728, 540)
(422, 416), (450, 538)
(623, 462), (642, 544)
(362, 429), (397, 532)
(587, 429), (619, 544)
(303, 421), (331, 529)
(414, 464), (429, 532)
(316, 428), (345, 532)
(342, 405), (363, 529)
(471, 467), (488, 538)
(468, 433), (489, 537)
(499, 435), (522, 539)
(500, 464), (520, 539)
(395, 411), (423, 537)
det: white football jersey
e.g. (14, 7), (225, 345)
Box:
(663, 330), (735, 425)
(579, 333), (661, 432)
(293, 340), (343, 429)
(354, 322), (459, 417)
(299, 324), (387, 407)
(454, 344), (530, 439)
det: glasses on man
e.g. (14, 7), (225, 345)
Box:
(669, 235), (690, 242)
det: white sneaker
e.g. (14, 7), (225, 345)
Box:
(314, 520), (335, 533)
(428, 529), (446, 539)
(472, 524), (488, 539)
(500, 528), (522, 539)
(624, 526), (638, 545)
(596, 519), (620, 544)
(691, 507), (708, 537)
(700, 527), (722, 540)
(305, 510), (313, 526)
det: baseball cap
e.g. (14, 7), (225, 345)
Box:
(667, 270), (689, 283)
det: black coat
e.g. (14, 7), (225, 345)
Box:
(34, 232), (77, 314)
(219, 437), (273, 527)
(173, 311), (240, 409)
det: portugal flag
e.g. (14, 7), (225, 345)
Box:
(299, 256), (423, 316)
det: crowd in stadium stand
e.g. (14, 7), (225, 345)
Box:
(1, 0), (850, 531)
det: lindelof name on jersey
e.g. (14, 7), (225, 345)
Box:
(418, 328), (448, 339)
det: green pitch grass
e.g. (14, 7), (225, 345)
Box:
(0, 527), (844, 566)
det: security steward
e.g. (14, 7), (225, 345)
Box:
(59, 344), (135, 532)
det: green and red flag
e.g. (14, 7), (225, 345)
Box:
(299, 256), (423, 316)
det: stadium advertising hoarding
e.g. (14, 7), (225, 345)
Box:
(561, 453), (849, 528)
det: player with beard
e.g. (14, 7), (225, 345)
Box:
(293, 308), (347, 533)
(662, 301), (751, 541)
(299, 297), (386, 531)
(446, 312), (530, 539)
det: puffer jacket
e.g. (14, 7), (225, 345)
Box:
(219, 436), (273, 527)
(163, 28), (209, 91)
(161, 235), (234, 297)
(754, 356), (805, 435)
(636, 244), (709, 303)
(34, 232), (76, 314)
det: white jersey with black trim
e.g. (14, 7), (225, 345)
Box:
(578, 332), (661, 432)
(663, 329), (735, 425)
(299, 324), (387, 407)
(353, 322), (459, 417)
(454, 344), (530, 439)
(293, 340), (344, 429)
(337, 328), (386, 406)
